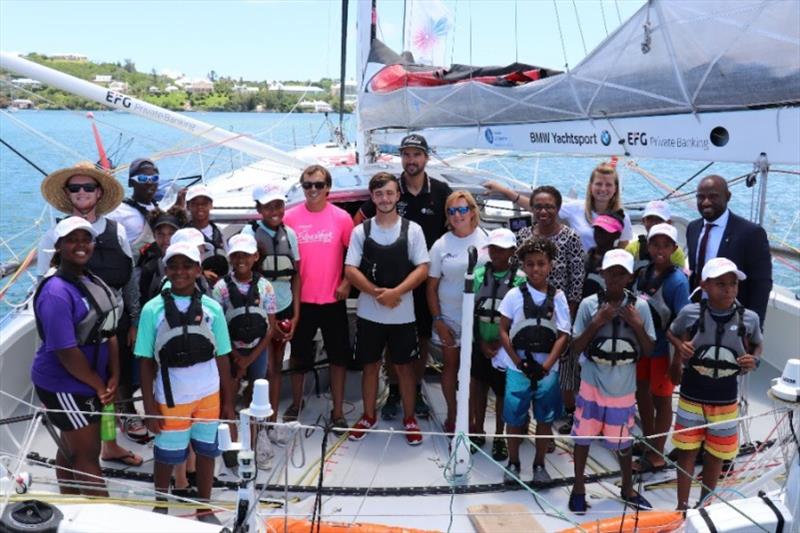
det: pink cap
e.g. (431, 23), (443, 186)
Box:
(593, 214), (624, 234)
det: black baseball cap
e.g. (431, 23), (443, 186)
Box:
(129, 158), (159, 177)
(399, 134), (429, 154)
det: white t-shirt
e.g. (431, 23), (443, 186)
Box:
(345, 217), (429, 324)
(37, 217), (132, 276)
(428, 228), (489, 323)
(494, 283), (572, 372)
(106, 201), (158, 245)
(559, 201), (633, 252)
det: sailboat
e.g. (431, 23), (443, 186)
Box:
(1, 0), (799, 531)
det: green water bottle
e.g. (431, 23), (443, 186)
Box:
(100, 403), (116, 441)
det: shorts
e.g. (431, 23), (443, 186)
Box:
(558, 343), (581, 392)
(470, 343), (506, 396)
(672, 398), (739, 460)
(291, 301), (351, 369)
(233, 348), (268, 381)
(354, 317), (419, 365)
(572, 380), (636, 451)
(503, 368), (561, 427)
(153, 391), (221, 465)
(36, 386), (101, 432)
(275, 306), (294, 321)
(636, 355), (675, 397)
(413, 283), (432, 338)
(431, 316), (462, 348)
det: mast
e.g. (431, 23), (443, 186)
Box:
(336, 0), (348, 146)
(0, 52), (307, 170)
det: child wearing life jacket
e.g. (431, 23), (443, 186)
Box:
(138, 207), (188, 305)
(667, 257), (762, 511)
(470, 228), (525, 461)
(633, 224), (690, 473)
(581, 213), (623, 298)
(496, 238), (571, 485)
(134, 241), (234, 523)
(185, 185), (228, 284)
(625, 200), (686, 273)
(241, 184), (300, 441)
(569, 249), (655, 514)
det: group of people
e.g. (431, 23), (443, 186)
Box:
(30, 132), (773, 517)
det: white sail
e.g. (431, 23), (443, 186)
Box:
(0, 52), (307, 171)
(358, 0), (800, 164)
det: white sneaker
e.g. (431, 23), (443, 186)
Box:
(256, 427), (274, 470)
(268, 424), (290, 447)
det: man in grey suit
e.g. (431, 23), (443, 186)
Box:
(686, 175), (772, 325)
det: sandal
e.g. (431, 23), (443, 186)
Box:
(121, 416), (150, 443)
(282, 402), (304, 423)
(621, 490), (653, 510)
(568, 492), (589, 514)
(632, 454), (667, 474)
(101, 449), (143, 468)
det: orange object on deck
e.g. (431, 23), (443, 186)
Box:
(265, 517), (440, 533)
(559, 511), (684, 533)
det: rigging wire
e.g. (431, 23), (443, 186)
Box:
(552, 0), (571, 70)
(599, 0), (609, 37)
(514, 0), (519, 63)
(614, 0), (623, 24)
(571, 0), (589, 57)
(0, 137), (48, 176)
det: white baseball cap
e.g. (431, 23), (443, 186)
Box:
(164, 241), (201, 264)
(55, 216), (98, 240)
(487, 228), (517, 249)
(642, 200), (671, 221)
(170, 227), (205, 248)
(601, 249), (635, 274)
(186, 184), (213, 204)
(253, 184), (286, 205)
(701, 257), (746, 281)
(227, 233), (258, 256)
(647, 222), (678, 243)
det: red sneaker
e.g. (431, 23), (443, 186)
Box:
(348, 414), (377, 441)
(404, 416), (423, 446)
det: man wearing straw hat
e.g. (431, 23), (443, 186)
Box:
(36, 161), (144, 466)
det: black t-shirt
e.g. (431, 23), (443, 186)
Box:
(358, 173), (452, 249)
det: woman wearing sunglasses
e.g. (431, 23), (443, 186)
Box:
(427, 191), (489, 433)
(36, 162), (144, 467)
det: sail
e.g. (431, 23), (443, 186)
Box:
(358, 0), (800, 163)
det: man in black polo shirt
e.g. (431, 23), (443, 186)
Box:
(355, 134), (452, 421)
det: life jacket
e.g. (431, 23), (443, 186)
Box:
(586, 289), (641, 366)
(250, 221), (297, 281)
(509, 284), (559, 361)
(358, 218), (414, 288)
(198, 222), (228, 278)
(123, 198), (156, 260)
(86, 219), (132, 290)
(474, 261), (517, 325)
(34, 269), (121, 346)
(582, 249), (606, 298)
(632, 234), (651, 273)
(137, 242), (165, 303)
(223, 272), (268, 348)
(153, 289), (216, 407)
(634, 264), (676, 332)
(687, 299), (748, 380)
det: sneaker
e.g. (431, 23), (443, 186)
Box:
(531, 464), (551, 486)
(414, 390), (431, 419)
(470, 432), (486, 448)
(503, 462), (521, 484)
(268, 424), (291, 447)
(122, 416), (150, 443)
(381, 390), (401, 420)
(348, 414), (376, 441)
(171, 486), (198, 500)
(282, 402), (303, 423)
(557, 412), (575, 435)
(256, 427), (274, 470)
(492, 438), (508, 461)
(403, 416), (423, 446)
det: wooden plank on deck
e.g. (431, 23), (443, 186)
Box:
(467, 503), (546, 533)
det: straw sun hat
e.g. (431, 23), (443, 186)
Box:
(41, 161), (124, 216)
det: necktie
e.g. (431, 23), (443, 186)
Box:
(695, 222), (716, 286)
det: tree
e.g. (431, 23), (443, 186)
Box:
(208, 70), (218, 82)
(123, 58), (136, 73)
(151, 68), (158, 85)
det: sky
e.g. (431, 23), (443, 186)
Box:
(0, 0), (645, 82)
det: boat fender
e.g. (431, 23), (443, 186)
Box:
(0, 500), (63, 533)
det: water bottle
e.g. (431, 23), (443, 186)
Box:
(100, 403), (116, 441)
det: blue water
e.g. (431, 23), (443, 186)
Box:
(1, 110), (798, 313)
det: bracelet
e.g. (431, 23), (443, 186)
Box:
(513, 193), (521, 203)
(433, 315), (444, 322)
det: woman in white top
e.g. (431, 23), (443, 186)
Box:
(558, 162), (632, 251)
(427, 191), (489, 432)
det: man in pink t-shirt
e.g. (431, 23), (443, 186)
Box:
(283, 164), (354, 431)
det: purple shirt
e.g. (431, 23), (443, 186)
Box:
(31, 276), (109, 396)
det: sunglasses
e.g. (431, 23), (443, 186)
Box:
(65, 183), (99, 193)
(447, 206), (472, 216)
(532, 203), (557, 211)
(131, 174), (160, 184)
(301, 181), (327, 190)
